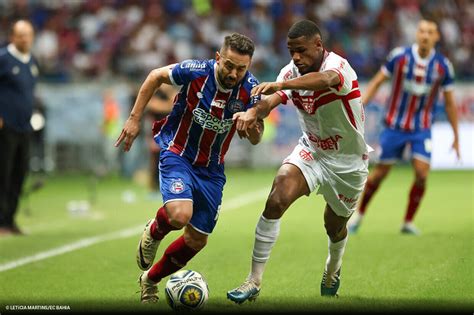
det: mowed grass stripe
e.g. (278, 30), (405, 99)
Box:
(0, 187), (269, 273)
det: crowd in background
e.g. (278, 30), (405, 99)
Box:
(0, 0), (472, 83)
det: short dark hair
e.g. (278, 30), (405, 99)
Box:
(288, 20), (322, 40)
(222, 33), (255, 57)
(420, 15), (439, 26)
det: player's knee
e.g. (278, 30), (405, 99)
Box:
(264, 194), (290, 218)
(414, 175), (427, 187)
(414, 169), (428, 183)
(324, 223), (345, 240)
(168, 211), (192, 229)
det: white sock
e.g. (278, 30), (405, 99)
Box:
(325, 235), (348, 276)
(348, 211), (363, 226)
(249, 215), (281, 285)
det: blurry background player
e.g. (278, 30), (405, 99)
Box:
(0, 20), (38, 236)
(115, 33), (263, 303)
(348, 18), (460, 235)
(227, 20), (370, 301)
(144, 85), (176, 199)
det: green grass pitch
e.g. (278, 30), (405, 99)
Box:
(0, 167), (472, 313)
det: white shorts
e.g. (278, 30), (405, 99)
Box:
(283, 142), (369, 217)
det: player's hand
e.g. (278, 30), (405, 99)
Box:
(233, 108), (257, 138)
(452, 137), (461, 160)
(115, 116), (140, 152)
(251, 82), (283, 96)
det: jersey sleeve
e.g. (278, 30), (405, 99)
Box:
(275, 63), (294, 104)
(441, 57), (455, 92)
(245, 74), (261, 108)
(381, 47), (405, 77)
(169, 59), (207, 86)
(324, 55), (353, 94)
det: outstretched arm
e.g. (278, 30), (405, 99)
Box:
(361, 70), (389, 106)
(251, 70), (340, 96)
(115, 64), (176, 152)
(444, 90), (460, 160)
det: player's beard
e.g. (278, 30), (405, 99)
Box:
(217, 71), (238, 89)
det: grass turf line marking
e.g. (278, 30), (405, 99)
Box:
(0, 187), (269, 273)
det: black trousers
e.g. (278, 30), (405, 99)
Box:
(0, 126), (30, 228)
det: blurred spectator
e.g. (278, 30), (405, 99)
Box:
(0, 20), (39, 236)
(144, 85), (176, 199)
(0, 0), (471, 81)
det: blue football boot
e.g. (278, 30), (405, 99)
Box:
(227, 279), (260, 304)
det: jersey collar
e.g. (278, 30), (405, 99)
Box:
(7, 43), (31, 64)
(411, 44), (435, 65)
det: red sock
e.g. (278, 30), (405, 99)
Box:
(150, 206), (179, 240)
(147, 235), (199, 283)
(405, 183), (425, 222)
(359, 180), (380, 215)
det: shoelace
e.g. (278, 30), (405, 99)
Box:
(235, 280), (258, 293)
(139, 278), (158, 302)
(322, 271), (339, 288)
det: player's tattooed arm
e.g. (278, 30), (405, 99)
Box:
(115, 64), (177, 152)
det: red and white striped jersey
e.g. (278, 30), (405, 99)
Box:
(276, 51), (371, 172)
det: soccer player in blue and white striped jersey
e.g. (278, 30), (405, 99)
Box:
(349, 18), (460, 235)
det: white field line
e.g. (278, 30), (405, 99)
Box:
(0, 187), (269, 273)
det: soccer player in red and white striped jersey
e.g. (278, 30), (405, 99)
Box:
(228, 20), (370, 301)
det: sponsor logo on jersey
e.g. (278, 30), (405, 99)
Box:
(170, 179), (185, 194)
(403, 80), (432, 96)
(308, 133), (343, 150)
(227, 99), (244, 113)
(192, 108), (234, 133)
(180, 60), (207, 71)
(211, 100), (226, 109)
(338, 193), (358, 209)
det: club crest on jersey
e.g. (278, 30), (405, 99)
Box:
(170, 179), (185, 194)
(227, 99), (244, 113)
(292, 93), (316, 114)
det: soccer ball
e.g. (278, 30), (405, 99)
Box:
(165, 269), (209, 311)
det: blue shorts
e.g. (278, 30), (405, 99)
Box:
(379, 128), (432, 164)
(159, 150), (226, 235)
